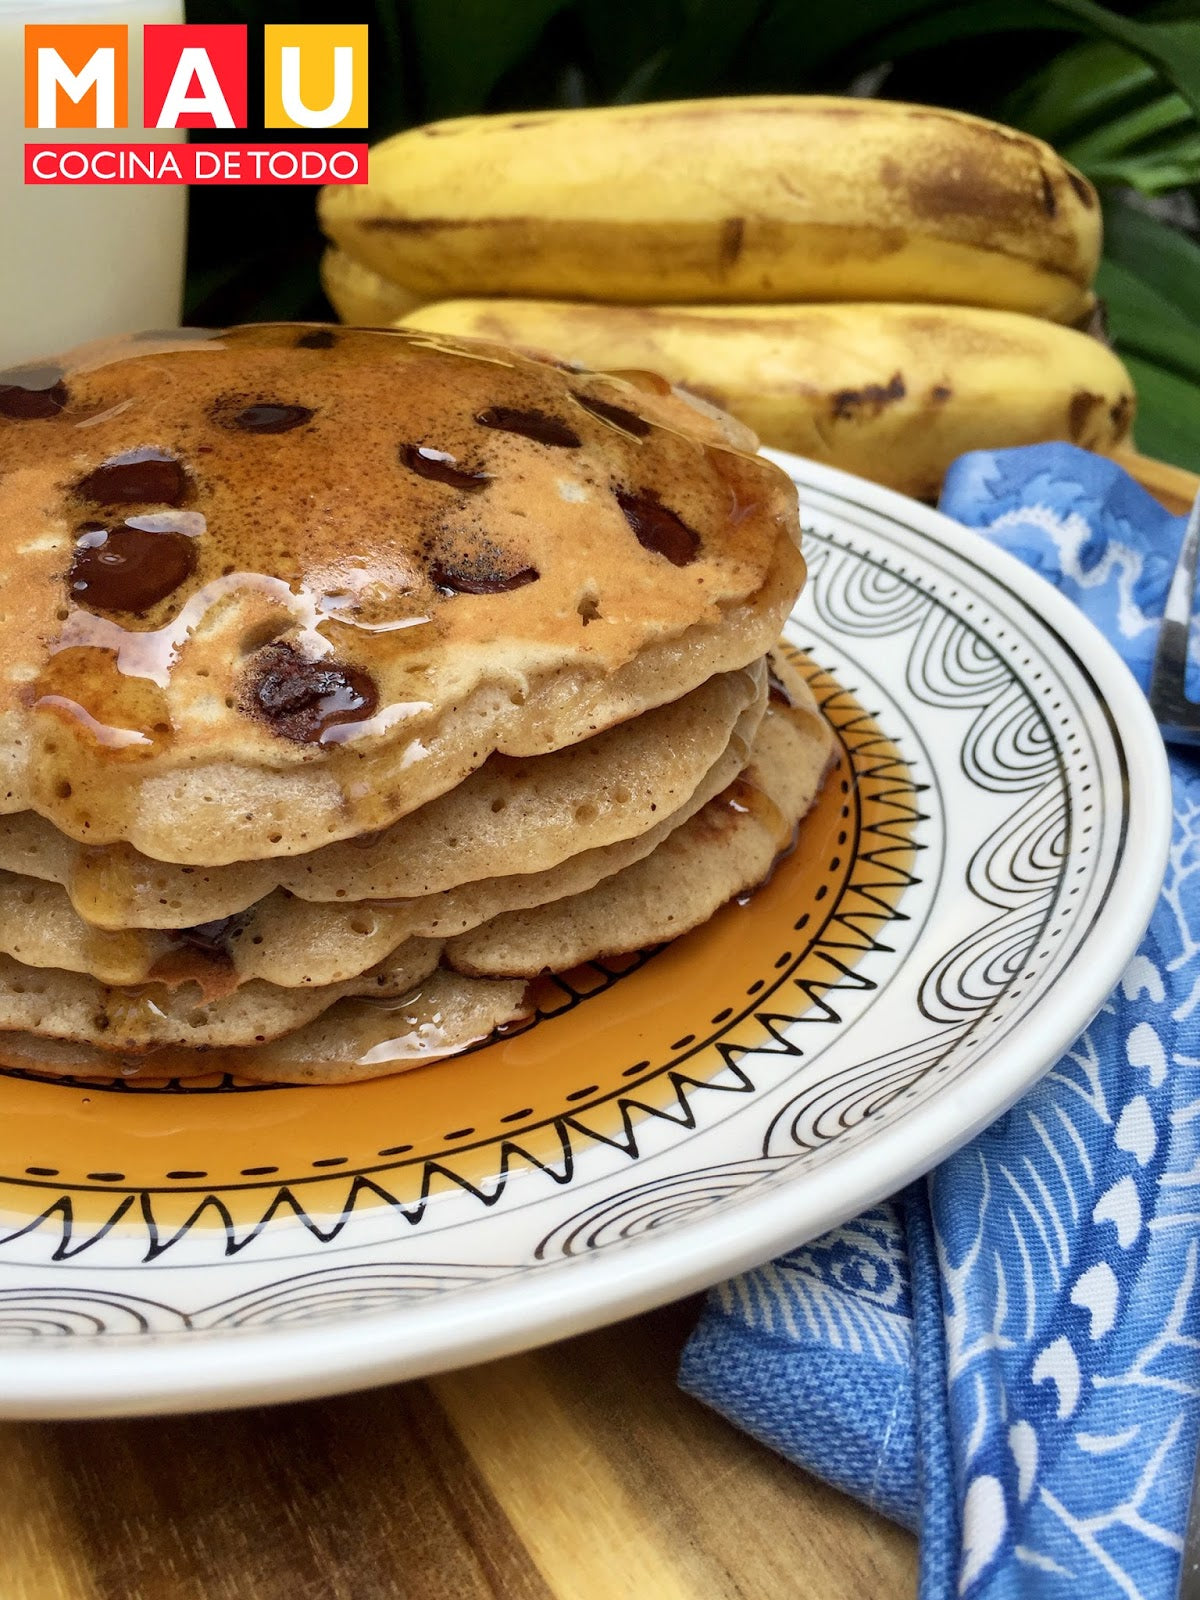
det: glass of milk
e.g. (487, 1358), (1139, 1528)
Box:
(0, 0), (188, 367)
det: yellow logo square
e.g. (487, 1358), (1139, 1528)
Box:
(263, 24), (367, 130)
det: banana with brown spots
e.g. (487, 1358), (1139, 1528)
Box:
(397, 298), (1135, 501)
(319, 96), (1100, 322)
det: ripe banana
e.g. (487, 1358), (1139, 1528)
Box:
(320, 246), (422, 326)
(398, 299), (1135, 500)
(320, 97), (1100, 322)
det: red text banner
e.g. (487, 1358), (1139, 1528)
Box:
(25, 143), (368, 185)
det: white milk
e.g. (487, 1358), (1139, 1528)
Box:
(0, 0), (187, 367)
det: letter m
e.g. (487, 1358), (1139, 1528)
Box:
(26, 26), (128, 129)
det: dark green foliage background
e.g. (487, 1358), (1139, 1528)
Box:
(185, 0), (1200, 469)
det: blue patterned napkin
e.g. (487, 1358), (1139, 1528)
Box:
(680, 443), (1200, 1600)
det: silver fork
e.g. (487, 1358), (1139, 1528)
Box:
(1150, 489), (1200, 744)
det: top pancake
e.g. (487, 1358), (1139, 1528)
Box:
(0, 323), (804, 863)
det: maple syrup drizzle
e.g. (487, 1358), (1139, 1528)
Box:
(573, 393), (651, 438)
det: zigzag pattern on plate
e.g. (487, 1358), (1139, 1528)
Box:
(0, 661), (923, 1270)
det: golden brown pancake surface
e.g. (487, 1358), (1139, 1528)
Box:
(0, 324), (802, 862)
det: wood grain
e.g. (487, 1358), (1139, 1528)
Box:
(0, 1301), (916, 1600)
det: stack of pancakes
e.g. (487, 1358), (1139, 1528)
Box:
(0, 324), (833, 1084)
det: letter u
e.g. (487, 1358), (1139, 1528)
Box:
(280, 45), (353, 128)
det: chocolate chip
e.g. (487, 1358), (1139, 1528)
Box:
(0, 366), (68, 420)
(244, 641), (378, 744)
(228, 403), (314, 434)
(69, 523), (197, 613)
(476, 406), (580, 448)
(296, 329), (337, 350)
(75, 449), (188, 508)
(429, 557), (539, 595)
(401, 443), (490, 492)
(615, 487), (701, 567)
(574, 393), (651, 437)
(176, 912), (250, 959)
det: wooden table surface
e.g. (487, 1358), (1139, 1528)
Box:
(1, 1299), (917, 1600)
(3, 451), (1195, 1600)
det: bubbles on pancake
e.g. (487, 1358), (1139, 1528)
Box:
(401, 443), (490, 492)
(242, 640), (379, 745)
(68, 519), (198, 613)
(74, 448), (188, 507)
(476, 406), (580, 448)
(614, 487), (701, 567)
(0, 365), (69, 420)
(295, 329), (337, 350)
(574, 393), (651, 438)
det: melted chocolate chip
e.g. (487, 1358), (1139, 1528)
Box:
(176, 912), (250, 959)
(574, 393), (651, 438)
(68, 522), (197, 613)
(0, 366), (68, 420)
(615, 488), (701, 567)
(75, 449), (187, 508)
(476, 406), (580, 448)
(401, 443), (490, 492)
(223, 402), (314, 434)
(767, 669), (795, 709)
(245, 641), (378, 745)
(429, 557), (539, 595)
(296, 329), (337, 350)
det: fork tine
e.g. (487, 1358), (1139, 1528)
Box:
(1149, 489), (1200, 743)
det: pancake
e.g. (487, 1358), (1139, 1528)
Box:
(0, 685), (762, 985)
(0, 683), (764, 988)
(229, 689), (764, 985)
(0, 323), (803, 863)
(0, 939), (441, 1053)
(0, 660), (764, 931)
(0, 659), (833, 1080)
(446, 656), (834, 976)
(0, 968), (531, 1084)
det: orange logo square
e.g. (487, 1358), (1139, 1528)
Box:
(24, 25), (129, 130)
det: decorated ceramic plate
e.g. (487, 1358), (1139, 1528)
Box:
(0, 452), (1169, 1418)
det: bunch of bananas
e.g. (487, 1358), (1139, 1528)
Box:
(318, 96), (1135, 498)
